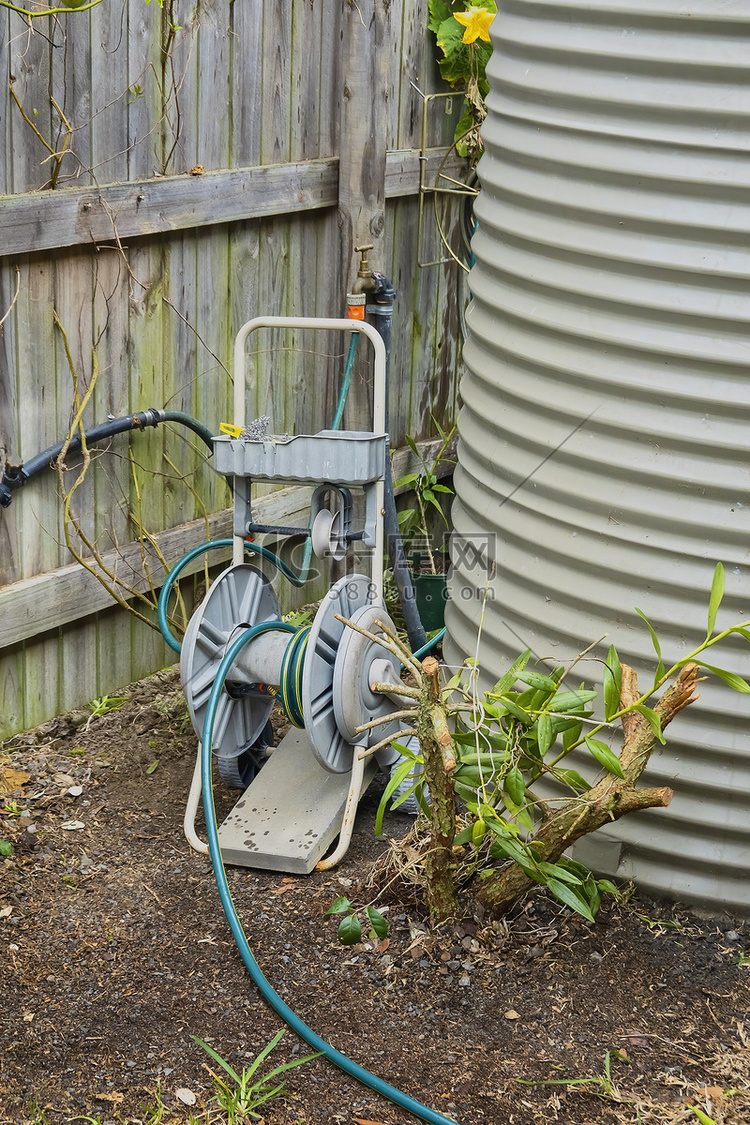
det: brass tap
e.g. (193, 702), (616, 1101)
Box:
(352, 244), (377, 294)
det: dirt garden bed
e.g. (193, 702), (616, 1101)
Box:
(1, 667), (748, 1125)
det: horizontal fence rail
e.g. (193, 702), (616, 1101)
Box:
(0, 150), (463, 258)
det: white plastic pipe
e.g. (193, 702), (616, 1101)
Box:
(184, 745), (209, 855)
(314, 745), (367, 872)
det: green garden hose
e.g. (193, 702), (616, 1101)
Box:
(331, 333), (359, 431)
(157, 538), (313, 654)
(413, 628), (446, 661)
(200, 625), (461, 1125)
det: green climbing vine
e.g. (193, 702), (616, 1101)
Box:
(428, 1), (497, 162)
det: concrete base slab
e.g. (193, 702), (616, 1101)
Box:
(217, 727), (377, 874)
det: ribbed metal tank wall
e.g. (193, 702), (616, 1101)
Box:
(447, 0), (750, 911)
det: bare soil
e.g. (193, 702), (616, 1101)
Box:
(1, 668), (748, 1125)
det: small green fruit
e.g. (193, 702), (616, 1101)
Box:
(471, 819), (487, 844)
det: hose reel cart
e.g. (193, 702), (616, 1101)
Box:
(178, 317), (412, 873)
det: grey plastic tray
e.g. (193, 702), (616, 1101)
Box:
(212, 430), (387, 484)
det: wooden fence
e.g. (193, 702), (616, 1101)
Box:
(0, 0), (469, 738)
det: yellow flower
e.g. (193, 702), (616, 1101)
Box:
(453, 6), (495, 44)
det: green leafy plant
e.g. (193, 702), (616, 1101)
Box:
(325, 896), (389, 946)
(631, 910), (686, 934)
(192, 1030), (320, 1124)
(690, 1108), (719, 1125)
(139, 1081), (169, 1124)
(0, 840), (13, 857)
(86, 693), (128, 728)
(428, 1), (497, 161)
(283, 604), (317, 630)
(517, 1049), (629, 1101)
(394, 418), (455, 574)
(352, 562), (750, 926)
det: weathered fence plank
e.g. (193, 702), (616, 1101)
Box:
(0, 150), (464, 259)
(338, 0), (392, 294)
(263, 0), (292, 166)
(7, 20), (52, 194)
(0, 161), (336, 258)
(229, 1), (263, 168)
(0, 13), (10, 197)
(90, 0), (131, 185)
(0, 262), (19, 586)
(91, 245), (135, 696)
(128, 0), (164, 180)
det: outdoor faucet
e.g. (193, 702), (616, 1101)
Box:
(352, 244), (377, 294)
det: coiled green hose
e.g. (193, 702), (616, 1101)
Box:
(157, 538), (312, 654)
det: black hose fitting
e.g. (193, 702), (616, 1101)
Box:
(362, 269), (429, 652)
(369, 272), (396, 306)
(0, 407), (216, 510)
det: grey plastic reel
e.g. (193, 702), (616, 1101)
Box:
(333, 604), (404, 763)
(181, 563), (280, 759)
(182, 567), (406, 784)
(302, 574), (402, 774)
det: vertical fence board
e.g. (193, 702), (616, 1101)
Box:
(8, 20), (53, 193)
(193, 0), (231, 508)
(53, 247), (101, 725)
(126, 239), (166, 689)
(197, 0), (230, 171)
(255, 219), (289, 426)
(313, 0), (340, 403)
(128, 0), (163, 179)
(318, 0), (340, 157)
(92, 248), (132, 551)
(192, 226), (231, 514)
(167, 6), (199, 176)
(92, 247), (135, 692)
(90, 0), (130, 185)
(0, 645), (23, 740)
(97, 603), (137, 700)
(261, 0), (291, 166)
(0, 12), (11, 196)
(291, 0), (321, 162)
(59, 614), (98, 715)
(162, 3), (200, 530)
(54, 247), (97, 558)
(229, 1), (262, 168)
(0, 262), (20, 586)
(52, 12), (93, 188)
(24, 634), (61, 729)
(14, 258), (60, 578)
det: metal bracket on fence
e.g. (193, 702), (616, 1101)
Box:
(410, 81), (480, 272)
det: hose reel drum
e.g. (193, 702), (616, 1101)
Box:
(181, 567), (404, 778)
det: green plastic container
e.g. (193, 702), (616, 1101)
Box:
(412, 572), (448, 631)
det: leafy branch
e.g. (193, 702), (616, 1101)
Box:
(428, 0), (497, 162)
(344, 565), (749, 926)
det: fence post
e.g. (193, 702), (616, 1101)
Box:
(337, 0), (393, 300)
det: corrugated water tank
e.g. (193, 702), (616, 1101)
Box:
(447, 0), (750, 911)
